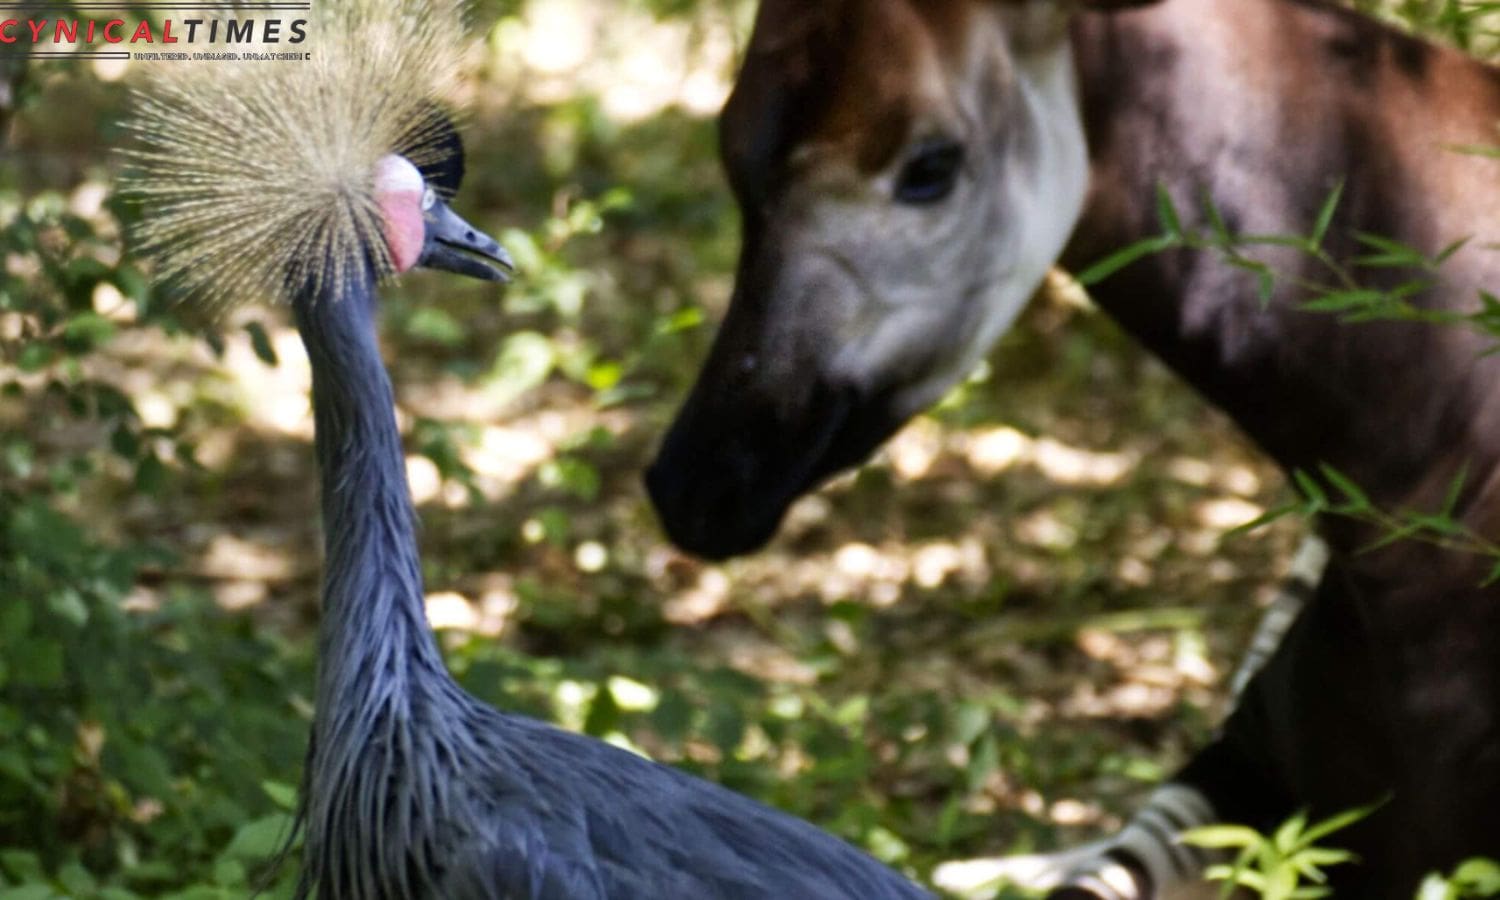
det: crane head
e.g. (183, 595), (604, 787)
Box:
(123, 0), (508, 312)
(375, 155), (514, 283)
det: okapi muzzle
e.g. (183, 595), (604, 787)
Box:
(647, 0), (1090, 558)
(646, 227), (923, 559)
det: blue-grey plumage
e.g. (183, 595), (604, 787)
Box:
(288, 164), (934, 900)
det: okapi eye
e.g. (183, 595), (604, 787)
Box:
(894, 140), (965, 204)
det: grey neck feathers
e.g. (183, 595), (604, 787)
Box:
(291, 268), (471, 899)
(293, 267), (449, 720)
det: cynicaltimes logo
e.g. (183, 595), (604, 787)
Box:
(0, 3), (313, 62)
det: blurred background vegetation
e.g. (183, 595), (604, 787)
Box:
(0, 1), (1495, 897)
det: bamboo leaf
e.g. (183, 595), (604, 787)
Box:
(1223, 502), (1305, 538)
(1309, 181), (1344, 249)
(1076, 235), (1179, 285)
(1319, 464), (1371, 510)
(1156, 184), (1184, 238)
(1441, 463), (1470, 518)
(1293, 470), (1329, 509)
(1182, 825), (1264, 849)
(1300, 798), (1385, 845)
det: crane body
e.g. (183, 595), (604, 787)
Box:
(127, 3), (936, 896)
(292, 235), (931, 900)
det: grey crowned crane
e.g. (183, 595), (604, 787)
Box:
(127, 3), (934, 897)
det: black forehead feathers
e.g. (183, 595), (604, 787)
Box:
(396, 101), (467, 198)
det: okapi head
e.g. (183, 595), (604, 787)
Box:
(647, 0), (1144, 559)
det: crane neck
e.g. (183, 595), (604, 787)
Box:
(292, 264), (449, 705)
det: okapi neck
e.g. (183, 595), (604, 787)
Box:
(1061, 2), (1500, 537)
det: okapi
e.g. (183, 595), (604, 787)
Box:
(644, 0), (1500, 897)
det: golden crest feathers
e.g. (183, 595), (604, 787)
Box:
(123, 1), (468, 312)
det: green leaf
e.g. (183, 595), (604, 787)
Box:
(541, 457), (600, 502)
(55, 862), (96, 895)
(1181, 824), (1264, 849)
(1435, 237), (1472, 265)
(11, 639), (63, 688)
(1155, 184), (1184, 238)
(110, 424), (141, 460)
(221, 813), (296, 861)
(1292, 470), (1329, 509)
(1440, 463), (1470, 518)
(965, 732), (1001, 794)
(1449, 857), (1500, 895)
(212, 859), (246, 888)
(1295, 848), (1355, 868)
(244, 321), (279, 366)
(1301, 290), (1385, 313)
(1318, 464), (1370, 510)
(0, 886), (61, 900)
(1361, 520), (1424, 553)
(16, 343), (55, 373)
(952, 702), (992, 747)
(0, 600), (33, 644)
(0, 850), (45, 883)
(1076, 235), (1179, 285)
(485, 331), (556, 405)
(1272, 809), (1309, 852)
(134, 453), (167, 495)
(1201, 190), (1232, 243)
(46, 588), (89, 628)
(62, 312), (115, 352)
(656, 306), (704, 335)
(262, 780), (299, 810)
(1300, 798), (1384, 845)
(403, 308), (466, 347)
(1483, 559), (1500, 588)
(1353, 232), (1429, 269)
(1309, 181), (1344, 249)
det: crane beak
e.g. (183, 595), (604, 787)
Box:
(418, 195), (516, 283)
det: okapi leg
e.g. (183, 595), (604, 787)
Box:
(933, 538), (1329, 899)
(1228, 538), (1328, 701)
(1042, 541), (1330, 900)
(1160, 555), (1401, 899)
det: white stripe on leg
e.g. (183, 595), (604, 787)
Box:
(1229, 536), (1328, 700)
(932, 784), (1219, 900)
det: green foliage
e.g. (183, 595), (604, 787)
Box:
(1351, 0), (1500, 56)
(1082, 170), (1500, 578)
(1, 43), (311, 897)
(1081, 183), (1495, 344)
(1184, 805), (1500, 900)
(1419, 859), (1500, 899)
(1184, 803), (1380, 900)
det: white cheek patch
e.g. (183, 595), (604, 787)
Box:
(374, 154), (425, 195)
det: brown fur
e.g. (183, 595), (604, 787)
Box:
(658, 1), (1500, 895)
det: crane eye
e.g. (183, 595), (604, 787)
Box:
(422, 187), (437, 211)
(894, 139), (965, 205)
